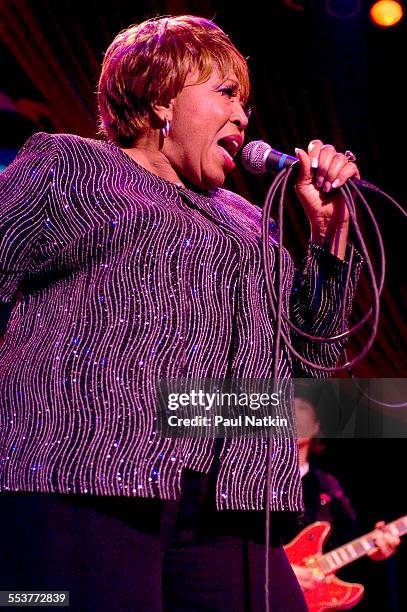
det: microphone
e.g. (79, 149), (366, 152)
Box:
(241, 139), (371, 190)
(241, 140), (298, 174)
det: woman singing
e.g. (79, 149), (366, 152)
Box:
(0, 15), (362, 611)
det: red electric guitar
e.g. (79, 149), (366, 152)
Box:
(284, 516), (407, 612)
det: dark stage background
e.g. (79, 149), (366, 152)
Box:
(0, 1), (406, 610)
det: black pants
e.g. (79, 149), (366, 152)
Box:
(0, 470), (307, 611)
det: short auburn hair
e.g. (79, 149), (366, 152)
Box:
(97, 15), (250, 146)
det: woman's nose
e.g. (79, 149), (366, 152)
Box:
(231, 99), (249, 130)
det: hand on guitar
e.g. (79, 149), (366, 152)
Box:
(291, 564), (319, 591)
(368, 521), (400, 561)
(286, 517), (406, 611)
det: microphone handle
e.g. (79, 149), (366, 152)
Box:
(268, 148), (368, 190)
(265, 149), (298, 172)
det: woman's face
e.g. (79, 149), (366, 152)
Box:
(162, 70), (249, 190)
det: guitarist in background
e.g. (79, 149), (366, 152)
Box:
(291, 395), (401, 592)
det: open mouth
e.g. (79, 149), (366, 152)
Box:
(217, 135), (243, 163)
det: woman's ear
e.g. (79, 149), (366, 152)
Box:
(150, 99), (175, 125)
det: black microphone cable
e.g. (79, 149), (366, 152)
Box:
(262, 165), (381, 371)
(342, 180), (407, 408)
(258, 160), (407, 611)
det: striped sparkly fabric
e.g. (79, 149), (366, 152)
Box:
(0, 133), (361, 510)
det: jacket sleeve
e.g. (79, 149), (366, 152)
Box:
(0, 132), (56, 310)
(290, 242), (363, 377)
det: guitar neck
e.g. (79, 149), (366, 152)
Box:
(318, 515), (407, 574)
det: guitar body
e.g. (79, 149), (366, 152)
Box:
(284, 522), (364, 612)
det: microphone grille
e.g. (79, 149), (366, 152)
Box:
(241, 140), (271, 174)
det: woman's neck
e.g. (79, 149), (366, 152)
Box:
(120, 137), (185, 187)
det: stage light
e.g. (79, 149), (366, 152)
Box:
(370, 1), (404, 27)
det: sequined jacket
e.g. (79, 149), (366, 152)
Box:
(0, 133), (361, 510)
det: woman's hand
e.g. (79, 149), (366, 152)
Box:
(294, 140), (360, 260)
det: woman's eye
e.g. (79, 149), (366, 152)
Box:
(219, 87), (237, 98)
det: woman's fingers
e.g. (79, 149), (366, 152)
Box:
(294, 147), (312, 184)
(313, 144), (337, 189)
(304, 140), (360, 192)
(307, 139), (323, 168)
(331, 162), (360, 189)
